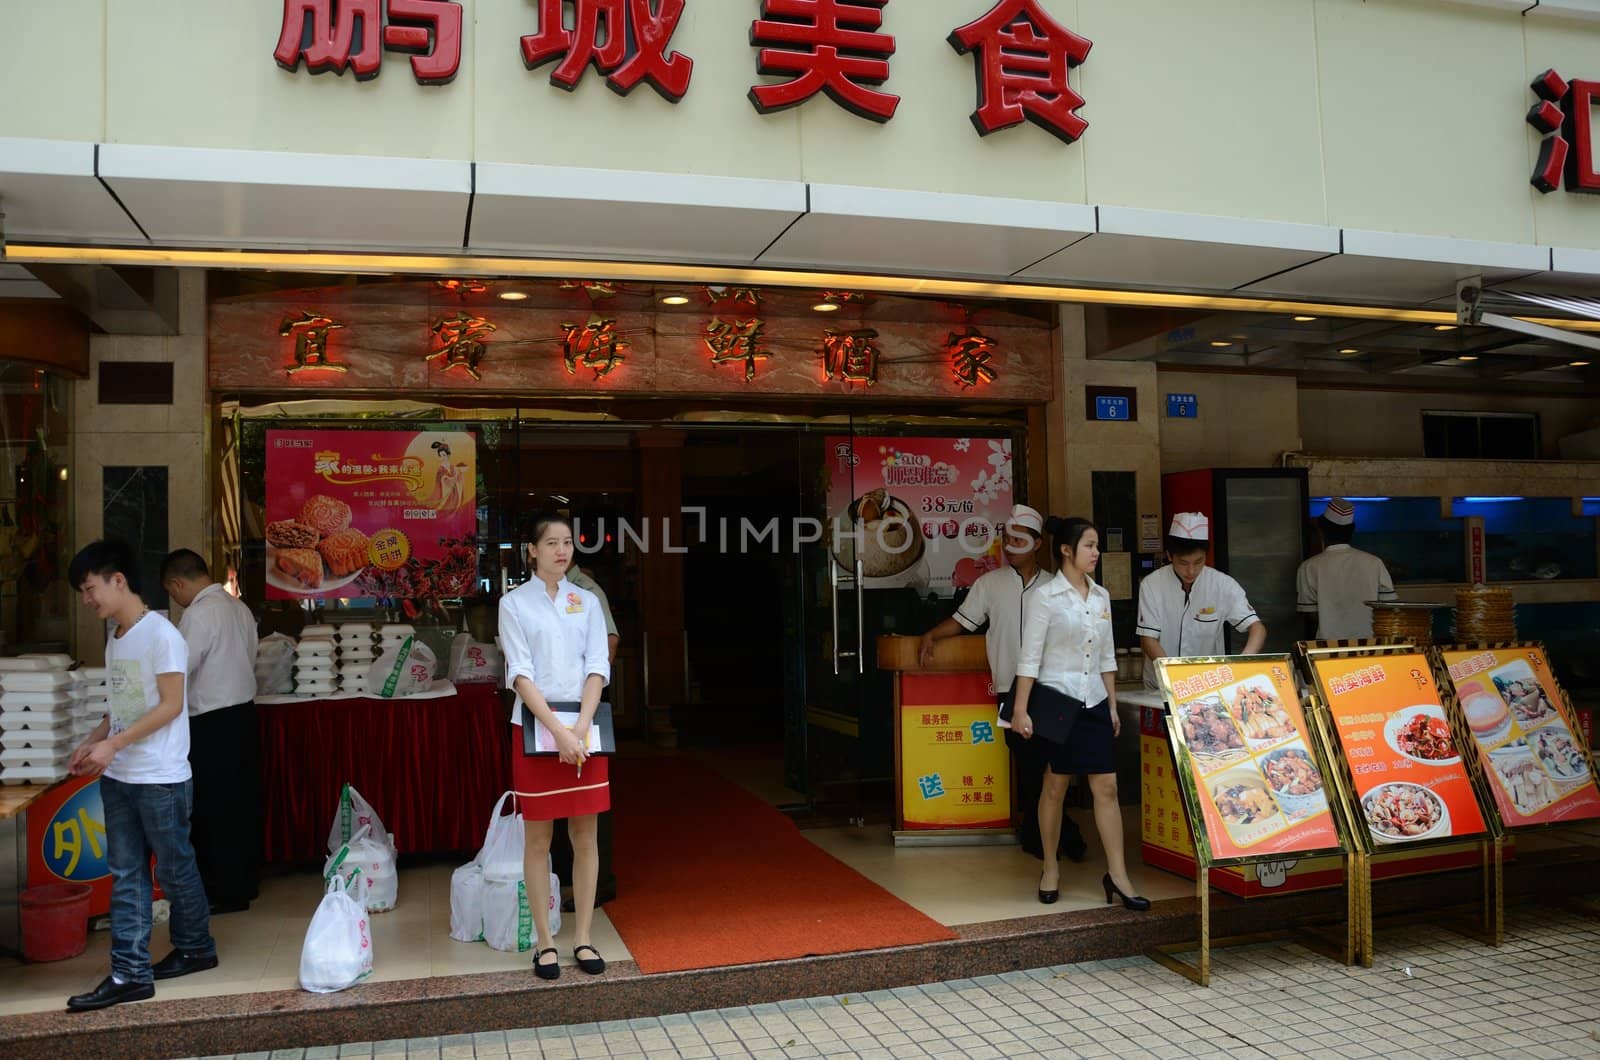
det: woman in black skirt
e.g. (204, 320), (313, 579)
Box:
(1011, 517), (1149, 911)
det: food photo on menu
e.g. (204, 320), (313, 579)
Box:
(1163, 661), (1339, 860)
(1449, 647), (1600, 826)
(1314, 653), (1487, 847)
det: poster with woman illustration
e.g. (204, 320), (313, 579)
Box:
(263, 429), (477, 601)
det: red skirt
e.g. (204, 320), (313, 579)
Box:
(511, 742), (611, 820)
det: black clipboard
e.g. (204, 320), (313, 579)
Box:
(521, 701), (616, 756)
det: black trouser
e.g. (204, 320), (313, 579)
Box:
(187, 701), (261, 906)
(1002, 691), (1085, 856)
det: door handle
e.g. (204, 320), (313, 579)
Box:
(830, 554), (842, 676)
(854, 558), (865, 674)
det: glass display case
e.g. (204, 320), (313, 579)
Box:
(1453, 497), (1598, 582)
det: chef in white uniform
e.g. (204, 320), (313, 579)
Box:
(1296, 498), (1397, 640)
(1136, 513), (1266, 690)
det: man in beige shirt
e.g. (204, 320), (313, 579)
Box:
(162, 549), (260, 914)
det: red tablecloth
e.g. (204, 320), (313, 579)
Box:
(260, 683), (512, 864)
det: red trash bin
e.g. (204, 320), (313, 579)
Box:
(20, 883), (93, 962)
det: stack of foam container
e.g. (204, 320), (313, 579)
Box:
(69, 666), (109, 743)
(337, 622), (375, 695)
(0, 654), (77, 785)
(295, 626), (338, 697)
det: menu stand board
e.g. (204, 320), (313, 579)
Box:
(1301, 646), (1504, 962)
(1434, 643), (1600, 831)
(1151, 655), (1354, 987)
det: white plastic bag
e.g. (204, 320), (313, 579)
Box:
(449, 861), (485, 943)
(325, 824), (399, 914)
(448, 633), (503, 685)
(327, 782), (393, 854)
(367, 636), (438, 698)
(299, 873), (374, 993)
(478, 792), (524, 882)
(254, 633), (297, 695)
(482, 871), (561, 952)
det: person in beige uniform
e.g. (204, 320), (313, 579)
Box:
(1296, 499), (1397, 640)
(162, 549), (261, 914)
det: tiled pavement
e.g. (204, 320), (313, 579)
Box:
(196, 906), (1600, 1059)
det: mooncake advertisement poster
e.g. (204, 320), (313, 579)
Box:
(1440, 646), (1600, 828)
(823, 436), (1013, 599)
(1312, 653), (1488, 846)
(1160, 658), (1341, 862)
(263, 430), (477, 601)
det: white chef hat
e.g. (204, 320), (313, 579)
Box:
(1168, 512), (1209, 542)
(1323, 498), (1356, 526)
(1006, 504), (1044, 536)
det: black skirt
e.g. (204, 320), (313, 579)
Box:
(1011, 685), (1118, 777)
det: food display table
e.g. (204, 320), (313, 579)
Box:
(260, 682), (511, 864)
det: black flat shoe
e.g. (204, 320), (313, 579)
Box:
(573, 944), (606, 975)
(533, 947), (560, 980)
(152, 950), (219, 980)
(1103, 873), (1151, 912)
(67, 976), (154, 1012)
(1038, 874), (1059, 904)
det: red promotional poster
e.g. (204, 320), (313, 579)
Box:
(1311, 652), (1489, 847)
(264, 429), (477, 601)
(1440, 646), (1600, 828)
(823, 436), (1013, 598)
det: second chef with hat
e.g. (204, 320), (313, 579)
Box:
(1136, 513), (1267, 689)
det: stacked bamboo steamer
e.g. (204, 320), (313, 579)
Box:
(1369, 603), (1442, 646)
(1453, 584), (1516, 643)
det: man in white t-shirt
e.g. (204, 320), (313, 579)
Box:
(918, 504), (1088, 862)
(162, 548), (260, 915)
(65, 540), (217, 1012)
(1297, 499), (1398, 640)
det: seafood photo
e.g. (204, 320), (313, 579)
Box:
(1178, 696), (1247, 764)
(1492, 752), (1557, 816)
(1534, 726), (1589, 781)
(1392, 710), (1457, 762)
(1233, 681), (1295, 743)
(1361, 782), (1445, 841)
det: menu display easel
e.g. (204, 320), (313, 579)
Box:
(1433, 643), (1600, 831)
(1151, 655), (1354, 986)
(1299, 643), (1504, 963)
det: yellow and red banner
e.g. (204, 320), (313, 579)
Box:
(1440, 646), (1600, 828)
(1311, 652), (1488, 846)
(897, 672), (1010, 830)
(1159, 658), (1341, 863)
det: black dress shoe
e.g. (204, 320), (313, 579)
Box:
(1102, 873), (1152, 912)
(573, 944), (606, 975)
(152, 950), (219, 981)
(67, 976), (155, 1012)
(1037, 874), (1059, 904)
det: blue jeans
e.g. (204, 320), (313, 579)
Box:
(100, 776), (216, 984)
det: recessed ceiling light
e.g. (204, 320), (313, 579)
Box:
(1292, 315), (1317, 323)
(659, 294), (690, 306)
(812, 301), (840, 312)
(1338, 347), (1360, 355)
(498, 291), (528, 301)
(1457, 355), (1479, 362)
(1209, 340), (1233, 348)
(1571, 360), (1592, 367)
(1433, 324), (1458, 332)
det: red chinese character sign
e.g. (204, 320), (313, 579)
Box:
(275, 0), (463, 85)
(748, 0), (899, 123)
(280, 312), (348, 374)
(1527, 68), (1600, 194)
(948, 0), (1092, 144)
(521, 0), (694, 101)
(428, 313), (497, 379)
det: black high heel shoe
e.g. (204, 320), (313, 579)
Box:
(1038, 873), (1059, 905)
(1103, 873), (1151, 911)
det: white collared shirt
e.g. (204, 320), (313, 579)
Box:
(1135, 565), (1259, 690)
(1296, 544), (1397, 640)
(176, 582), (259, 715)
(499, 576), (611, 727)
(1015, 571), (1117, 708)
(952, 564), (1045, 721)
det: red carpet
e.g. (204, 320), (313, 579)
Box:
(605, 757), (957, 973)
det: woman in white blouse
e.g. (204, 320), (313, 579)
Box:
(1011, 517), (1149, 911)
(498, 512), (613, 980)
